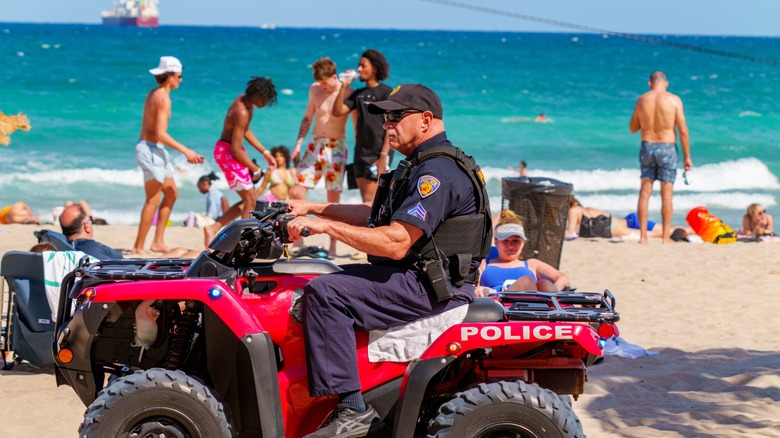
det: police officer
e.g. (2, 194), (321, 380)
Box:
(286, 84), (491, 438)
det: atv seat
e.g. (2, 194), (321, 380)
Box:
(273, 259), (342, 275)
(462, 298), (505, 322)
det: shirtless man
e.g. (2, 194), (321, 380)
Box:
(213, 77), (278, 218)
(291, 57), (352, 256)
(134, 56), (204, 255)
(629, 71), (692, 243)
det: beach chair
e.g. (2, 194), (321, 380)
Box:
(0, 251), (54, 368)
(34, 229), (75, 251)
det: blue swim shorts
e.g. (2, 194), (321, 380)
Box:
(639, 141), (677, 183)
(135, 141), (174, 183)
(624, 212), (656, 231)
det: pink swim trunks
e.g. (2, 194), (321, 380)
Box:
(213, 140), (253, 191)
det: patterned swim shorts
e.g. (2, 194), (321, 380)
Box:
(296, 136), (347, 192)
(639, 141), (678, 183)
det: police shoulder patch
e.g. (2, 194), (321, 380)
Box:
(417, 175), (440, 198)
(407, 202), (427, 221)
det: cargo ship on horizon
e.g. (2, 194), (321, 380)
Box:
(102, 0), (159, 27)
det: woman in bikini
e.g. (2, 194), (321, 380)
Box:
(256, 145), (295, 202)
(476, 210), (570, 296)
(740, 203), (774, 236)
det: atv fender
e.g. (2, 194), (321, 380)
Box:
(89, 279), (264, 337)
(393, 356), (457, 438)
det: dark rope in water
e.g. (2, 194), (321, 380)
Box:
(420, 0), (780, 67)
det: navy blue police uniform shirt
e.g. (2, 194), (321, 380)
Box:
(391, 132), (477, 238)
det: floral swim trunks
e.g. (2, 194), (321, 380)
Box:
(639, 141), (678, 183)
(296, 136), (347, 192)
(213, 140), (253, 191)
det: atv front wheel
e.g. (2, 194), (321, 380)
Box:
(427, 381), (583, 438)
(79, 368), (231, 438)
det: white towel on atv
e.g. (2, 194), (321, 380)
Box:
(41, 250), (87, 322)
(368, 305), (469, 363)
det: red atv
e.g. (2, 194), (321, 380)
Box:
(52, 201), (619, 438)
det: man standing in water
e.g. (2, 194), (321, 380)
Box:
(332, 49), (392, 203)
(630, 71), (692, 243)
(134, 56), (204, 255)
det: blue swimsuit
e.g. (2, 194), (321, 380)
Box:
(480, 260), (537, 291)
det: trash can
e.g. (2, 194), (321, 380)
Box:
(501, 177), (573, 269)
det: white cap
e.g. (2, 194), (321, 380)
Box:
(149, 56), (182, 75)
(495, 223), (527, 241)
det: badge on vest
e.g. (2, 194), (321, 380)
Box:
(417, 175), (440, 198)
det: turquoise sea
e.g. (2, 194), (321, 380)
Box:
(1, 23), (779, 228)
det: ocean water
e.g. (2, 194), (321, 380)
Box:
(1, 23), (779, 228)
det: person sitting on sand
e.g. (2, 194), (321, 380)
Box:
(257, 145), (295, 202)
(740, 203), (774, 236)
(60, 204), (200, 259)
(0, 201), (41, 225)
(197, 172), (229, 220)
(476, 210), (570, 296)
(60, 204), (124, 260)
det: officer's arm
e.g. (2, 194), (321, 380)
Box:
(290, 200), (371, 227)
(288, 215), (423, 259)
(324, 220), (423, 260)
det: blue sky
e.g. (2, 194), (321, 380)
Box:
(4, 0), (780, 36)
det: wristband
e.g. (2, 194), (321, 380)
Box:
(380, 152), (388, 157)
(263, 150), (272, 156)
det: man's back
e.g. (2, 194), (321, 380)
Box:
(632, 90), (681, 143)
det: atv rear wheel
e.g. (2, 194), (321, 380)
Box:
(426, 381), (583, 438)
(79, 368), (231, 438)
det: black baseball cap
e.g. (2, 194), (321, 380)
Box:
(367, 84), (443, 119)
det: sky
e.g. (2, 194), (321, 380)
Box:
(3, 0), (780, 37)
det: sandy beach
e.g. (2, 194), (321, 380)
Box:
(1, 223), (779, 437)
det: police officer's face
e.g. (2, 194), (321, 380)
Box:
(384, 111), (426, 155)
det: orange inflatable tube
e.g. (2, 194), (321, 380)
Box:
(686, 206), (737, 244)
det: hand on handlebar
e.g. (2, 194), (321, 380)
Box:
(285, 199), (310, 216)
(286, 216), (324, 241)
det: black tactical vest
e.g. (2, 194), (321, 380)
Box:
(367, 146), (492, 283)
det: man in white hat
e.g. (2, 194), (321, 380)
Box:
(133, 56), (204, 255)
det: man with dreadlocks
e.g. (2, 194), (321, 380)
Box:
(213, 76), (279, 220)
(134, 56), (204, 255)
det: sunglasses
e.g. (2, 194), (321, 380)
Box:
(384, 110), (422, 123)
(682, 170), (690, 186)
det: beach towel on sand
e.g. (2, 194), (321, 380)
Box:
(41, 250), (87, 322)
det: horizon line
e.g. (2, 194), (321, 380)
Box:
(2, 21), (780, 39)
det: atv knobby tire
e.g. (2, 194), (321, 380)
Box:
(427, 381), (584, 438)
(79, 368), (231, 438)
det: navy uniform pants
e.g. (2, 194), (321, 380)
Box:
(302, 264), (472, 397)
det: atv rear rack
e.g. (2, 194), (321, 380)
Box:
(76, 258), (194, 281)
(500, 290), (620, 324)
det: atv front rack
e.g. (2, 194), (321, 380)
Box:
(500, 290), (620, 324)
